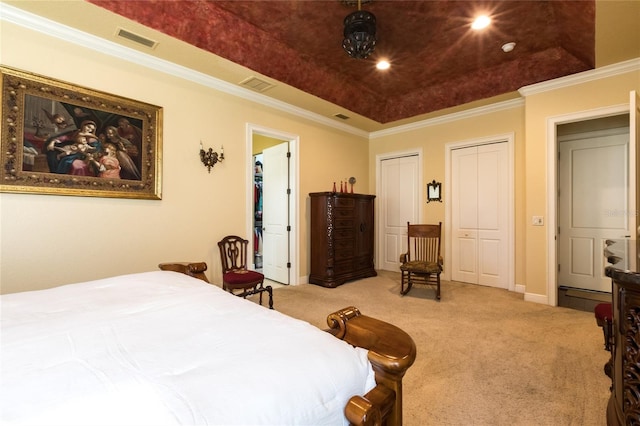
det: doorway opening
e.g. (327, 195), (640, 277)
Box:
(555, 114), (631, 312)
(545, 95), (636, 308)
(246, 124), (300, 286)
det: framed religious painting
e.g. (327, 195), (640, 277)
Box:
(0, 66), (162, 199)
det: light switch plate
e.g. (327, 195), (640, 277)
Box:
(532, 216), (544, 226)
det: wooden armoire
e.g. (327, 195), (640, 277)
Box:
(309, 192), (376, 287)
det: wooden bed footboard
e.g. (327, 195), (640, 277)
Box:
(159, 262), (416, 426)
(327, 306), (416, 426)
(159, 261), (210, 282)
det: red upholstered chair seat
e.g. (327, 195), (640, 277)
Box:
(223, 270), (264, 289)
(595, 302), (613, 352)
(594, 302), (612, 324)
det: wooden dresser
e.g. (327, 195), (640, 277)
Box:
(604, 239), (640, 425)
(309, 192), (376, 287)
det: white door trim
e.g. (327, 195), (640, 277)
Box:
(375, 149), (423, 271)
(545, 103), (632, 306)
(445, 133), (515, 289)
(246, 123), (300, 285)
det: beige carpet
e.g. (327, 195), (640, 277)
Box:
(265, 271), (611, 426)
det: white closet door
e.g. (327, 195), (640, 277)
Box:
(452, 143), (508, 288)
(476, 143), (509, 287)
(452, 147), (479, 283)
(379, 155), (420, 271)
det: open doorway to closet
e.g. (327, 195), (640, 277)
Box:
(247, 124), (299, 286)
(547, 91), (638, 308)
(555, 114), (633, 311)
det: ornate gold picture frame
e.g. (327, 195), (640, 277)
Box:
(0, 66), (162, 199)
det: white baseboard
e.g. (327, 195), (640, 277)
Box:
(524, 292), (549, 305)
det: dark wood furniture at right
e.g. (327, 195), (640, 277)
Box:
(309, 192), (376, 288)
(604, 239), (640, 425)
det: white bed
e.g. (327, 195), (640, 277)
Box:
(1, 271), (377, 425)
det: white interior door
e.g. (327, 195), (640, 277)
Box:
(558, 133), (629, 292)
(262, 142), (289, 284)
(452, 142), (509, 288)
(379, 155), (420, 271)
(451, 147), (478, 283)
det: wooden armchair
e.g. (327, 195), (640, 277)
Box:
(399, 222), (443, 300)
(218, 235), (273, 309)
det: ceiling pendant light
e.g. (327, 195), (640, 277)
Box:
(342, 0), (376, 59)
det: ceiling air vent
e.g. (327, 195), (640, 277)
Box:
(334, 113), (350, 120)
(116, 28), (158, 49)
(239, 77), (275, 93)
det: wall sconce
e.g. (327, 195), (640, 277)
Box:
(199, 141), (224, 173)
(427, 180), (442, 203)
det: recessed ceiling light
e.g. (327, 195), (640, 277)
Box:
(471, 15), (491, 30)
(501, 42), (516, 53)
(376, 60), (390, 70)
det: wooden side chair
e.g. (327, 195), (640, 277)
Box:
(399, 222), (443, 300)
(594, 302), (613, 378)
(218, 235), (273, 309)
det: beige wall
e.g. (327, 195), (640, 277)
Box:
(253, 135), (282, 155)
(0, 21), (369, 293)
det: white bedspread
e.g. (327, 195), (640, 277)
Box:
(0, 271), (376, 425)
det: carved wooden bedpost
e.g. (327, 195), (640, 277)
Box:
(158, 262), (209, 282)
(327, 306), (417, 426)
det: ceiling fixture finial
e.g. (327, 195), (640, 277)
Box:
(341, 0), (376, 59)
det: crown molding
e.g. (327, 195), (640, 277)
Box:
(0, 3), (369, 138)
(372, 57), (640, 139)
(518, 58), (640, 96)
(370, 98), (525, 139)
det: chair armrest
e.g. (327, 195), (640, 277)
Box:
(399, 252), (408, 263)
